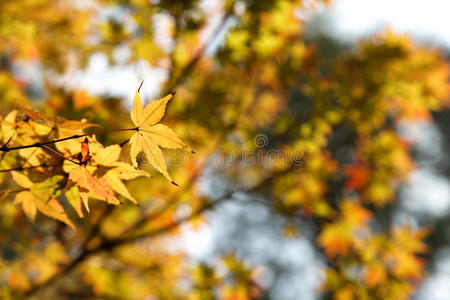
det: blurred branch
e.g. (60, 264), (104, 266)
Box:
(23, 205), (114, 297)
(106, 164), (295, 247)
(23, 164), (297, 297)
(165, 10), (234, 93)
(166, 12), (181, 84)
(23, 195), (225, 297)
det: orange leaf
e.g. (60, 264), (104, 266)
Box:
(345, 165), (370, 190)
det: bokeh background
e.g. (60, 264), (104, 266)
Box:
(0, 0), (450, 299)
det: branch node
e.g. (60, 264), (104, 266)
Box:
(0, 137), (12, 152)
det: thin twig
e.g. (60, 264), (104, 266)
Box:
(0, 128), (137, 152)
(40, 145), (80, 165)
(164, 12), (233, 93)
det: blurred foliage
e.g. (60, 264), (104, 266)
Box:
(0, 0), (449, 299)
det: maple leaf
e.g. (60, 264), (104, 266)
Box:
(16, 101), (43, 121)
(12, 173), (75, 229)
(65, 186), (84, 218)
(89, 142), (149, 204)
(1, 110), (18, 143)
(80, 137), (91, 163)
(318, 223), (353, 258)
(16, 101), (99, 138)
(344, 164), (370, 190)
(15, 191), (37, 221)
(129, 88), (192, 184)
(63, 135), (119, 211)
(364, 263), (386, 287)
(62, 138), (148, 208)
(69, 165), (120, 213)
(318, 200), (372, 258)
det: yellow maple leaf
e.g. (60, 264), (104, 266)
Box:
(36, 196), (76, 230)
(65, 186), (84, 218)
(11, 171), (34, 189)
(89, 142), (149, 204)
(1, 110), (18, 143)
(129, 88), (191, 184)
(62, 137), (148, 207)
(15, 191), (37, 221)
(12, 173), (75, 229)
(68, 165), (120, 212)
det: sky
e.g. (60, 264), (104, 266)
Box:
(322, 0), (450, 47)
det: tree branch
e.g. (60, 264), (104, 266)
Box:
(23, 196), (226, 297)
(0, 128), (137, 152)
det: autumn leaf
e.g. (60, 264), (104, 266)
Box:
(365, 263), (386, 287)
(103, 162), (148, 204)
(318, 200), (372, 258)
(344, 164), (370, 190)
(45, 116), (99, 139)
(129, 88), (191, 184)
(35, 197), (75, 230)
(15, 191), (37, 221)
(12, 175), (74, 229)
(317, 222), (354, 258)
(80, 137), (91, 164)
(1, 110), (18, 142)
(62, 138), (148, 206)
(11, 171), (33, 189)
(15, 101), (98, 138)
(89, 142), (149, 204)
(69, 165), (120, 212)
(16, 101), (43, 121)
(65, 186), (84, 218)
(129, 133), (171, 181)
(1, 3), (449, 298)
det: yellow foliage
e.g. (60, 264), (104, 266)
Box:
(0, 1), (448, 299)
